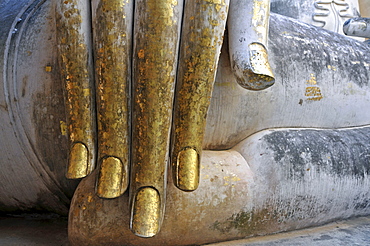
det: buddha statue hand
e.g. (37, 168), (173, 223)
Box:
(55, 0), (273, 238)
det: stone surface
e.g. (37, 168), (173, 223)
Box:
(0, 213), (369, 245)
(0, 1), (369, 245)
(270, 0), (361, 37)
(69, 150), (254, 245)
(67, 11), (370, 245)
(69, 126), (370, 245)
(0, 0), (78, 214)
(0, 215), (68, 246)
(208, 216), (370, 246)
(205, 12), (370, 149)
(359, 0), (370, 17)
(1, 0), (370, 215)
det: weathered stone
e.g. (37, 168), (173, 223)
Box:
(69, 126), (370, 245)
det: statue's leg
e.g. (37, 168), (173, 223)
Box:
(228, 0), (275, 90)
(55, 0), (97, 178)
(171, 0), (229, 191)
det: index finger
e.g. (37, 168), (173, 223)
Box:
(55, 0), (97, 179)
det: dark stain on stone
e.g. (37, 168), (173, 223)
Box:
(262, 128), (370, 178)
(211, 211), (253, 235)
(210, 202), (288, 236)
(313, 234), (333, 241)
(339, 228), (355, 235)
(21, 75), (28, 97)
(269, 14), (370, 89)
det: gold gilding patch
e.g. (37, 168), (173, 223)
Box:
(205, 0), (223, 4)
(305, 86), (323, 101)
(67, 142), (88, 179)
(305, 74), (323, 101)
(45, 65), (52, 72)
(233, 42), (275, 90)
(176, 148), (199, 191)
(138, 49), (145, 59)
(327, 65), (337, 71)
(96, 157), (125, 198)
(60, 121), (67, 136)
(252, 0), (270, 42)
(233, 42), (274, 91)
(248, 42), (274, 81)
(205, 0), (226, 12)
(307, 73), (317, 85)
(131, 187), (161, 237)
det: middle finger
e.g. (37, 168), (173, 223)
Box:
(129, 0), (184, 238)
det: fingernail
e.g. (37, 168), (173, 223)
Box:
(96, 157), (126, 198)
(176, 148), (199, 191)
(67, 142), (89, 179)
(131, 187), (161, 237)
(248, 42), (274, 82)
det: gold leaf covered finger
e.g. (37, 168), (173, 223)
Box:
(56, 0), (97, 179)
(130, 0), (183, 237)
(93, 0), (133, 199)
(171, 0), (229, 191)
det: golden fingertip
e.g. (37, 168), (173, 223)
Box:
(96, 157), (126, 199)
(131, 187), (161, 238)
(67, 142), (89, 179)
(175, 148), (199, 191)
